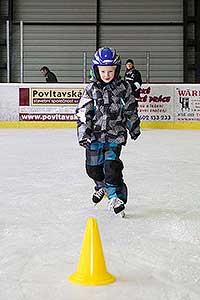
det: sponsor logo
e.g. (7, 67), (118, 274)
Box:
(179, 97), (190, 110)
(30, 88), (83, 105)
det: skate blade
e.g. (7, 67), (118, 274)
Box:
(120, 210), (126, 218)
(112, 209), (126, 218)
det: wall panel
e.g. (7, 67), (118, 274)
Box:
(0, 0), (184, 82)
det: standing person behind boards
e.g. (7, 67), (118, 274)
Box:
(40, 66), (58, 83)
(76, 47), (141, 217)
(124, 59), (142, 102)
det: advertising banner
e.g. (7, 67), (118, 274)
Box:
(19, 86), (84, 121)
(0, 83), (200, 128)
(18, 84), (175, 123)
(138, 84), (174, 122)
(174, 85), (200, 122)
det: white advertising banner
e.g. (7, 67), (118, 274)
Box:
(19, 84), (85, 122)
(0, 83), (200, 125)
(174, 84), (200, 122)
(138, 84), (174, 122)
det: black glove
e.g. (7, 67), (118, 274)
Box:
(130, 129), (141, 140)
(79, 137), (91, 148)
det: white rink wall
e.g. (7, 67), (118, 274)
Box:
(0, 83), (200, 129)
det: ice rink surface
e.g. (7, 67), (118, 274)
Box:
(1, 128), (200, 300)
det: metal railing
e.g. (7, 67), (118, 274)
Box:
(6, 20), (10, 83)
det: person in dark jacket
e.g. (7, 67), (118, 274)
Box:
(124, 59), (142, 101)
(76, 47), (141, 217)
(40, 66), (58, 83)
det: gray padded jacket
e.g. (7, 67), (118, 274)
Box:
(76, 78), (141, 145)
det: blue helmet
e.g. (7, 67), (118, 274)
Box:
(92, 47), (121, 80)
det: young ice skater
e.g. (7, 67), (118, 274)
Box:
(76, 47), (141, 217)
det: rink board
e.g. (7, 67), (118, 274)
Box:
(0, 83), (200, 129)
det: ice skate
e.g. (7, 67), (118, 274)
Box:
(108, 198), (125, 218)
(92, 188), (105, 205)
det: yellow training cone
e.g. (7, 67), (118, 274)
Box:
(68, 218), (116, 285)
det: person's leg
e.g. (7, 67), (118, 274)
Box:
(104, 143), (128, 212)
(115, 182), (128, 204)
(85, 142), (105, 203)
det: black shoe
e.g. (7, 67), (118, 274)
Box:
(92, 188), (105, 204)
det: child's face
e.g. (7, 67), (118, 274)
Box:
(98, 65), (116, 83)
